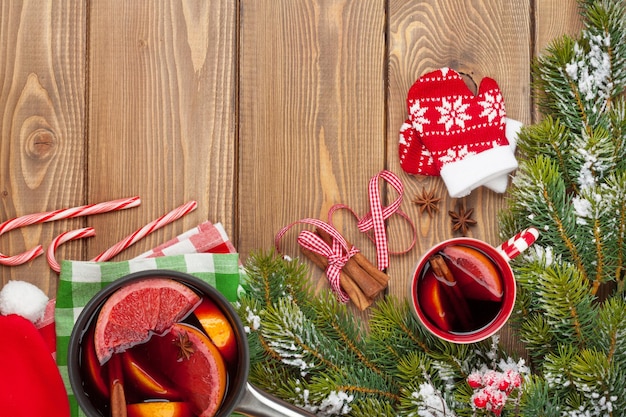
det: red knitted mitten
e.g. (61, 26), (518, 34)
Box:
(398, 118), (438, 176)
(404, 68), (518, 197)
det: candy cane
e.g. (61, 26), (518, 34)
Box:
(91, 200), (198, 262)
(46, 227), (96, 272)
(496, 227), (540, 262)
(0, 196), (141, 266)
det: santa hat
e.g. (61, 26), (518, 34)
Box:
(0, 281), (70, 417)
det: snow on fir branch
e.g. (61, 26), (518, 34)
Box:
(499, 0), (626, 415)
(236, 1), (626, 416)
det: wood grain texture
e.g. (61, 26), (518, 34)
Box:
(535, 0), (583, 55)
(86, 0), (237, 260)
(0, 0), (585, 354)
(238, 0), (386, 285)
(0, 1), (86, 294)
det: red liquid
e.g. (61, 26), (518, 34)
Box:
(78, 297), (235, 417)
(416, 246), (504, 334)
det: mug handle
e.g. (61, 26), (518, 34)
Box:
(495, 227), (539, 262)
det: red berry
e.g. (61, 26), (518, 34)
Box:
(467, 373), (483, 389)
(473, 393), (488, 408)
(498, 379), (510, 391)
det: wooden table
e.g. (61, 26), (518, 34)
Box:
(1, 1), (582, 353)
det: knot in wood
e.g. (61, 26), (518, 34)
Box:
(26, 128), (57, 161)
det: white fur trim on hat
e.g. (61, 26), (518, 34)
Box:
(0, 280), (49, 323)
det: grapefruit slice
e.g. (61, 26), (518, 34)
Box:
(441, 245), (503, 302)
(136, 323), (227, 417)
(418, 269), (455, 332)
(127, 402), (193, 417)
(94, 278), (201, 364)
(194, 298), (238, 364)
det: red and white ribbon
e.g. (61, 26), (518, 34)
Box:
(0, 196), (141, 266)
(357, 170), (408, 270)
(496, 227), (539, 262)
(329, 170), (415, 271)
(275, 218), (358, 303)
(91, 200), (198, 262)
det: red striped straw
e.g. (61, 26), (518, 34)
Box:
(0, 196), (141, 266)
(90, 200), (198, 262)
(46, 227), (97, 272)
(496, 227), (540, 262)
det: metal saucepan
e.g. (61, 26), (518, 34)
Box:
(67, 270), (316, 417)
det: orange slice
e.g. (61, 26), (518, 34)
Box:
(418, 270), (455, 331)
(120, 350), (181, 400)
(194, 298), (238, 364)
(127, 402), (193, 417)
(441, 245), (503, 302)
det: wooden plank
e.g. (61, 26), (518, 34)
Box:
(0, 1), (87, 296)
(387, 0), (532, 350)
(238, 0), (386, 288)
(86, 0), (237, 260)
(534, 0), (583, 55)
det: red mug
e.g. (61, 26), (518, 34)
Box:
(409, 228), (538, 344)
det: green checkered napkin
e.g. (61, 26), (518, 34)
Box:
(55, 253), (242, 417)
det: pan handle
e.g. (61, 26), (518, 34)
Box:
(235, 382), (317, 417)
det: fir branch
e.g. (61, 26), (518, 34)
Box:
(583, 0), (626, 98)
(242, 250), (312, 309)
(603, 171), (626, 289)
(569, 348), (625, 415)
(515, 117), (577, 193)
(348, 397), (397, 417)
(519, 313), (556, 365)
(508, 156), (589, 282)
(593, 297), (626, 366)
(535, 263), (596, 346)
(368, 297), (437, 362)
(519, 375), (562, 416)
(260, 297), (341, 374)
(314, 293), (390, 382)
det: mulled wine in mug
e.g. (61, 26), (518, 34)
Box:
(410, 228), (538, 344)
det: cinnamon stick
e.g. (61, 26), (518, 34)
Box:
(352, 252), (390, 287)
(111, 382), (127, 417)
(429, 254), (473, 330)
(300, 246), (373, 310)
(314, 228), (388, 298)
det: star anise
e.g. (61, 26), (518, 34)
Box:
(412, 188), (442, 217)
(174, 331), (195, 361)
(448, 204), (477, 235)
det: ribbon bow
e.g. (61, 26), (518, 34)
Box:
(275, 218), (358, 303)
(275, 170), (415, 303)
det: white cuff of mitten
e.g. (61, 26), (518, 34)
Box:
(440, 141), (519, 198)
(483, 118), (523, 193)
